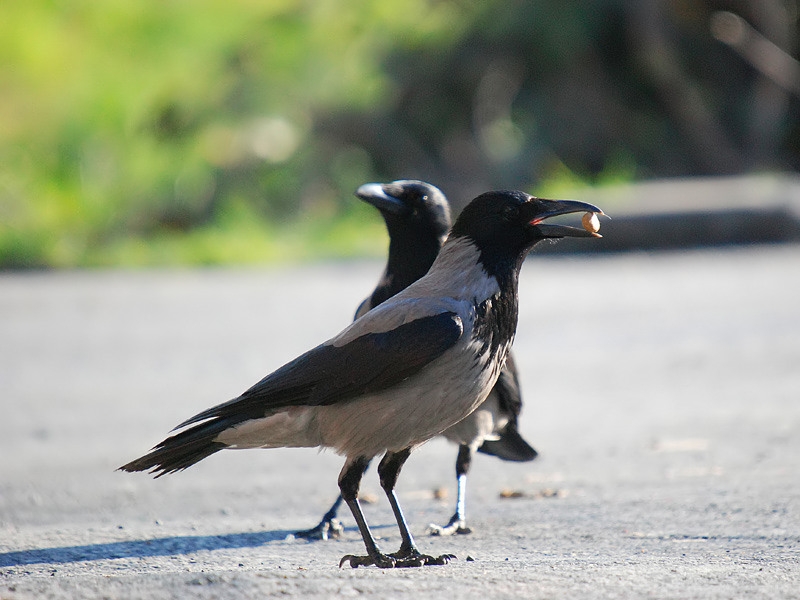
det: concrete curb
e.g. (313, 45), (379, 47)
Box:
(536, 174), (800, 253)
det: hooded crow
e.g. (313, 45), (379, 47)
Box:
(120, 190), (603, 568)
(295, 180), (537, 541)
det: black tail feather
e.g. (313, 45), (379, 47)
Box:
(119, 418), (232, 478)
(477, 422), (538, 462)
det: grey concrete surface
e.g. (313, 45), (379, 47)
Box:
(1, 245), (799, 599)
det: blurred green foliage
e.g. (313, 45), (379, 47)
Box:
(1, 0), (435, 266)
(1, 0), (797, 267)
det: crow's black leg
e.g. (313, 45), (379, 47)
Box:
(378, 448), (456, 567)
(429, 444), (473, 536)
(303, 456), (373, 540)
(377, 449), (416, 556)
(338, 455), (398, 569)
(294, 493), (346, 541)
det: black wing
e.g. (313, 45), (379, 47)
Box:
(179, 310), (464, 429)
(120, 311), (463, 477)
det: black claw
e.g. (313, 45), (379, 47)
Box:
(339, 553), (396, 569)
(436, 553), (457, 564)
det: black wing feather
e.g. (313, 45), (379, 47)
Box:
(179, 311), (463, 429)
(120, 312), (463, 476)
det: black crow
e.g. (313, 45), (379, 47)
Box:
(120, 190), (603, 569)
(295, 180), (537, 542)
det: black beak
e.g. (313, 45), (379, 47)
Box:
(526, 198), (605, 238)
(355, 183), (409, 216)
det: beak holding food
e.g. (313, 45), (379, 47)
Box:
(526, 198), (606, 239)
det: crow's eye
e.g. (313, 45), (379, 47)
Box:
(502, 205), (519, 220)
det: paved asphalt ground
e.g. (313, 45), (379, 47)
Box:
(1, 244), (799, 599)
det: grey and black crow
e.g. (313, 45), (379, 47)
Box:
(120, 190), (603, 569)
(295, 180), (538, 542)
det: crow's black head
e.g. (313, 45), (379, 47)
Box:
(356, 180), (451, 247)
(451, 190), (603, 279)
(355, 180), (454, 311)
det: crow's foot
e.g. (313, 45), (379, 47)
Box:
(339, 552), (397, 569)
(294, 518), (344, 541)
(428, 517), (471, 536)
(390, 548), (457, 566)
(339, 551), (455, 569)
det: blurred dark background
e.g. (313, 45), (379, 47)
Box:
(1, 0), (798, 267)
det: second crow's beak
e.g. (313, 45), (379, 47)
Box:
(356, 183), (409, 216)
(526, 198), (605, 238)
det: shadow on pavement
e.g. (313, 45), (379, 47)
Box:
(0, 529), (295, 567)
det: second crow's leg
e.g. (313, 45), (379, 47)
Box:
(429, 444), (473, 536)
(294, 461), (356, 540)
(294, 490), (347, 540)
